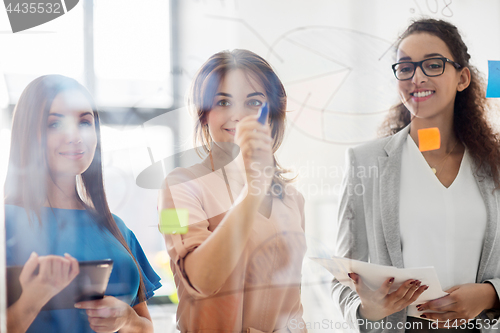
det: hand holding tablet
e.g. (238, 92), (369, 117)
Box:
(312, 256), (448, 319)
(75, 296), (132, 332)
(8, 255), (114, 311)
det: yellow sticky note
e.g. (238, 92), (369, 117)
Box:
(418, 128), (441, 152)
(159, 209), (189, 234)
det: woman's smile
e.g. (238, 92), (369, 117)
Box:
(58, 150), (85, 160)
(410, 89), (435, 102)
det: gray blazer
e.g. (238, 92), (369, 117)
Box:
(332, 125), (500, 333)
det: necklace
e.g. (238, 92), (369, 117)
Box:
(430, 140), (459, 175)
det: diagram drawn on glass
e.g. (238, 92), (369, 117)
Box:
(267, 26), (398, 144)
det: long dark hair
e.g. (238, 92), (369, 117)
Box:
(379, 19), (500, 188)
(4, 75), (146, 302)
(190, 49), (294, 198)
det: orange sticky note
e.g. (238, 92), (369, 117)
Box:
(418, 127), (441, 152)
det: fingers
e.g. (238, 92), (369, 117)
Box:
(88, 315), (126, 333)
(38, 255), (53, 278)
(236, 126), (272, 147)
(18, 254), (79, 303)
(420, 311), (457, 322)
(38, 256), (64, 276)
(86, 306), (122, 318)
(389, 279), (418, 300)
(239, 135), (273, 151)
(19, 252), (39, 283)
(35, 255), (79, 289)
(88, 315), (120, 330)
(404, 283), (427, 304)
(418, 295), (456, 312)
(65, 253), (80, 280)
(236, 121), (273, 167)
(348, 273), (365, 292)
(236, 115), (271, 134)
(236, 118), (271, 145)
(349, 273), (375, 300)
(394, 279), (420, 298)
(349, 273), (394, 301)
(348, 272), (364, 294)
(349, 273), (433, 322)
(239, 130), (272, 144)
(375, 277), (395, 299)
(352, 275), (428, 308)
(51, 257), (63, 278)
(59, 255), (70, 278)
(393, 280), (428, 309)
(77, 297), (129, 333)
(387, 279), (428, 312)
(349, 273), (397, 321)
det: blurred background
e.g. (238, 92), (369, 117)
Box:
(1, 0), (500, 332)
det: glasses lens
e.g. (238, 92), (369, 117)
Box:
(422, 58), (445, 76)
(394, 63), (414, 80)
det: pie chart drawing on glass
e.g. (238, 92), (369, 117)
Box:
(267, 27), (397, 144)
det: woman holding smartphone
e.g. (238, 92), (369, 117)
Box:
(5, 75), (161, 333)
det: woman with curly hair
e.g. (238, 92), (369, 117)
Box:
(333, 19), (500, 332)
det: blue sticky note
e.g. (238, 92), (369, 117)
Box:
(486, 60), (500, 98)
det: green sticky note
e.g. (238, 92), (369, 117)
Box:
(159, 209), (189, 234)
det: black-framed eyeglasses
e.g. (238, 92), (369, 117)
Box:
(392, 57), (462, 81)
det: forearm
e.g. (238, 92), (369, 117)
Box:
(7, 293), (45, 333)
(118, 309), (153, 333)
(184, 189), (261, 295)
(332, 278), (362, 324)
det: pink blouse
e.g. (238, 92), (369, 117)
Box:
(160, 159), (307, 333)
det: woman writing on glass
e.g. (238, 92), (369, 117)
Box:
(5, 75), (161, 333)
(332, 19), (500, 332)
(159, 49), (307, 332)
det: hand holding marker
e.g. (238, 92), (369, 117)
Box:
(159, 103), (269, 235)
(257, 102), (269, 124)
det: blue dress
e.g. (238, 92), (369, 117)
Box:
(5, 205), (162, 333)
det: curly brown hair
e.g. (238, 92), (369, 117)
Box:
(379, 19), (500, 188)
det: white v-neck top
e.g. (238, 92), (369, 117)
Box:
(399, 135), (487, 291)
